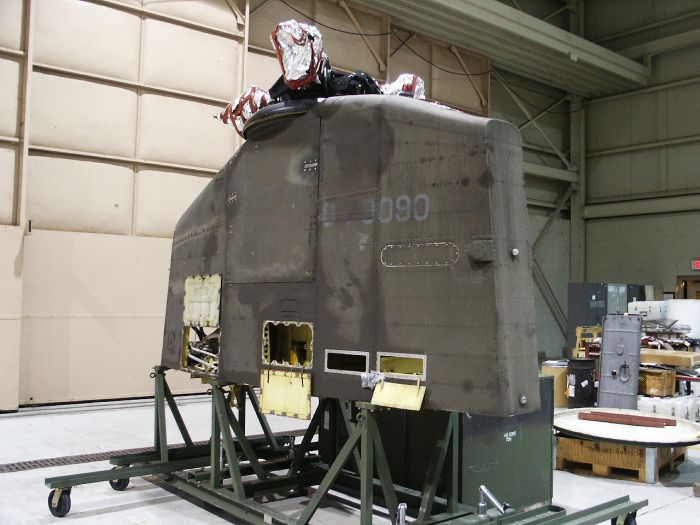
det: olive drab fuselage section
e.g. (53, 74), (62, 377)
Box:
(162, 95), (540, 417)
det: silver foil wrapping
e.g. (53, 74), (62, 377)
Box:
(217, 85), (271, 137)
(271, 20), (324, 89)
(382, 73), (426, 100)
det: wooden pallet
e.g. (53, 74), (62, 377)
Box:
(556, 436), (686, 483)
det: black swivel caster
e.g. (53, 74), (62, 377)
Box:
(611, 511), (637, 525)
(109, 467), (130, 491)
(47, 489), (71, 518)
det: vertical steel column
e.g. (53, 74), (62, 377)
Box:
(212, 386), (245, 497)
(570, 94), (586, 282)
(360, 407), (375, 525)
(154, 369), (168, 462)
(235, 387), (246, 435)
(16, 0), (35, 228)
(448, 412), (460, 512)
(338, 399), (361, 472)
(569, 1), (587, 282)
(210, 390), (222, 489)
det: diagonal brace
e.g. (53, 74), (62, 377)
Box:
(518, 95), (568, 131)
(246, 385), (280, 451)
(532, 184), (573, 253)
(532, 259), (568, 337)
(222, 388), (268, 480)
(163, 380), (194, 448)
(494, 70), (574, 170)
(339, 0), (387, 72)
(418, 414), (455, 521)
(296, 418), (364, 525)
(338, 399), (362, 473)
(367, 412), (399, 522)
(288, 398), (328, 476)
(449, 45), (487, 108)
(213, 386), (246, 497)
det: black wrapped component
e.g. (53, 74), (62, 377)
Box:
(329, 70), (382, 96)
(269, 57), (381, 102)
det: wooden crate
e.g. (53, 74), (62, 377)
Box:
(639, 367), (676, 397)
(640, 349), (700, 367)
(542, 365), (568, 407)
(556, 436), (686, 483)
(573, 326), (601, 358)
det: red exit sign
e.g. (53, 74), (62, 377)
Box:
(693, 260), (700, 270)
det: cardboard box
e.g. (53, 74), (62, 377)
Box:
(638, 367), (676, 397)
(542, 363), (568, 407)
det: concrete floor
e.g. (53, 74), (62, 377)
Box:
(0, 396), (697, 524)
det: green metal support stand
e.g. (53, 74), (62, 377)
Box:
(44, 368), (646, 524)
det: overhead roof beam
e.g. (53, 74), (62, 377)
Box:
(618, 28), (700, 59)
(378, 2), (636, 96)
(354, 0), (650, 96)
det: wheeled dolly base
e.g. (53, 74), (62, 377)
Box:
(45, 368), (646, 523)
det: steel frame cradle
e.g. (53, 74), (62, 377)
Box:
(44, 368), (645, 524)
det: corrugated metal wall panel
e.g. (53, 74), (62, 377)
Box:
(0, 58), (21, 138)
(141, 18), (239, 99)
(21, 230), (168, 317)
(34, 0), (141, 80)
(135, 169), (211, 237)
(138, 94), (235, 168)
(587, 211), (700, 291)
(143, 0), (238, 31)
(26, 155), (134, 234)
(0, 0), (24, 50)
(0, 146), (16, 225)
(585, 0), (700, 294)
(0, 227), (23, 410)
(30, 73), (139, 155)
(18, 230), (206, 403)
(246, 52), (282, 90)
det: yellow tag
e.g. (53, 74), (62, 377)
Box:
(371, 381), (426, 411)
(259, 370), (311, 420)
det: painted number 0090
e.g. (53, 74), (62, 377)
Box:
(361, 194), (430, 225)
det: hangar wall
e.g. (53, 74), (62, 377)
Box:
(0, 0), (243, 408)
(0, 0), (571, 409)
(584, 0), (700, 294)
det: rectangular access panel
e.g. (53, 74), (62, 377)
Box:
(598, 314), (642, 410)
